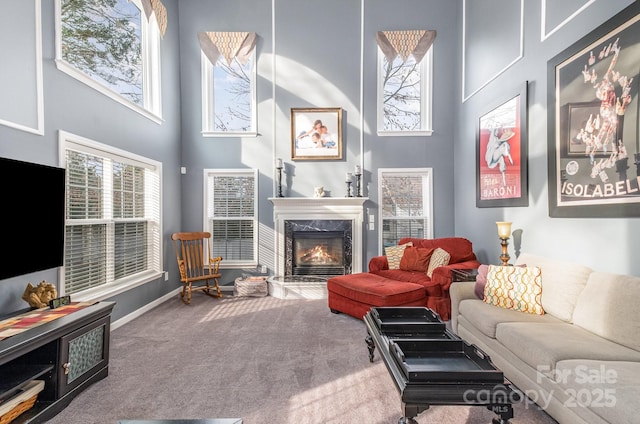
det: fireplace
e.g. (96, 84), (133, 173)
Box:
(270, 197), (367, 279)
(285, 220), (352, 276)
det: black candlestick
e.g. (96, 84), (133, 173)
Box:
(355, 173), (362, 197)
(345, 181), (353, 197)
(276, 166), (284, 197)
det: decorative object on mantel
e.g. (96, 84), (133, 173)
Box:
(22, 281), (57, 309)
(314, 186), (325, 198)
(275, 158), (284, 197)
(354, 165), (363, 197)
(496, 221), (512, 266)
(345, 172), (353, 197)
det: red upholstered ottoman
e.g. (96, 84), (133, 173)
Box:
(327, 273), (426, 320)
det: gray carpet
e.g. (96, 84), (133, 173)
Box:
(44, 295), (558, 424)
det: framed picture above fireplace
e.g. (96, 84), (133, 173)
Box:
(291, 107), (343, 160)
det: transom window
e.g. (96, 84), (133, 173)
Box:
(199, 31), (257, 136)
(55, 0), (162, 122)
(60, 130), (162, 299)
(376, 30), (434, 136)
(204, 169), (258, 267)
(378, 168), (433, 252)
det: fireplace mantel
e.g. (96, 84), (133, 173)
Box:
(270, 197), (368, 276)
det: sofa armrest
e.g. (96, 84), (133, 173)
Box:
(450, 281), (477, 334)
(430, 260), (481, 292)
(368, 255), (389, 272)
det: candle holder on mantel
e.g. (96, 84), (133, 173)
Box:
(345, 172), (353, 197)
(275, 158), (284, 197)
(354, 165), (363, 197)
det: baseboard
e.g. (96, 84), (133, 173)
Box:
(111, 287), (182, 331)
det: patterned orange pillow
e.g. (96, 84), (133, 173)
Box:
(483, 265), (544, 315)
(426, 248), (451, 278)
(385, 242), (413, 269)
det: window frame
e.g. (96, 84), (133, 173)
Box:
(203, 168), (258, 268)
(58, 130), (163, 301)
(201, 49), (257, 137)
(54, 0), (163, 124)
(377, 168), (434, 254)
(376, 47), (433, 136)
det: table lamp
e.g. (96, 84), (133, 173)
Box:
(496, 221), (512, 265)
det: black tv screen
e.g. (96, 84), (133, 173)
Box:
(0, 157), (65, 280)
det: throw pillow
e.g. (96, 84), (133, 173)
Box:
(483, 265), (544, 315)
(474, 264), (489, 299)
(474, 263), (527, 299)
(385, 242), (413, 270)
(399, 247), (435, 272)
(426, 248), (451, 278)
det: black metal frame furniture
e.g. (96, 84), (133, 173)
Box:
(364, 307), (519, 424)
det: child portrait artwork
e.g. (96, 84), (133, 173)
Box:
(291, 108), (342, 160)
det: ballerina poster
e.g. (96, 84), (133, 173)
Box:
(547, 2), (640, 217)
(476, 83), (529, 208)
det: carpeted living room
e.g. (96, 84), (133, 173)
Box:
(1, 0), (639, 424)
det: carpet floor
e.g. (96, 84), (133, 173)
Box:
(44, 295), (559, 424)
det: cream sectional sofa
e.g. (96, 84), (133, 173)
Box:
(450, 253), (640, 424)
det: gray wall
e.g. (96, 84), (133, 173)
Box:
(1, 0), (638, 320)
(454, 0), (640, 274)
(0, 0), (183, 320)
(177, 0), (460, 281)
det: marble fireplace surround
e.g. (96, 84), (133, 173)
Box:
(270, 197), (367, 277)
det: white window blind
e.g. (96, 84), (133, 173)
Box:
(205, 169), (257, 267)
(61, 131), (162, 297)
(378, 168), (433, 252)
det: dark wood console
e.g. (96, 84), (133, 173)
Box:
(0, 301), (115, 423)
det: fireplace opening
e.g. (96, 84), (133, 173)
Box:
(284, 219), (352, 277)
(293, 231), (344, 276)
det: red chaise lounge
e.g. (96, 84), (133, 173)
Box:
(327, 237), (480, 321)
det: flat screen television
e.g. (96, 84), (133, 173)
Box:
(0, 157), (66, 280)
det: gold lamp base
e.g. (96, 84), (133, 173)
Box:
(499, 238), (510, 266)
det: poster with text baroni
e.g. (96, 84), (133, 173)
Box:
(476, 82), (529, 208)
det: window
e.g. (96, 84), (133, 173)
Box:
(199, 32), (257, 136)
(378, 168), (433, 252)
(376, 30), (434, 136)
(55, 0), (162, 122)
(204, 169), (258, 267)
(60, 131), (162, 299)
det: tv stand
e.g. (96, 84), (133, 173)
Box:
(0, 301), (115, 423)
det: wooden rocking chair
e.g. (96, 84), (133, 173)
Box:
(171, 232), (223, 304)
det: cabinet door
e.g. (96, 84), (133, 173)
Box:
(58, 315), (110, 396)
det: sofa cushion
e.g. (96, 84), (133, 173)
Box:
(458, 298), (562, 338)
(374, 269), (442, 297)
(327, 273), (425, 306)
(572, 272), (640, 352)
(426, 248), (450, 278)
(399, 237), (477, 264)
(496, 322), (640, 373)
(385, 242), (413, 269)
(515, 253), (592, 322)
(554, 360), (640, 424)
(483, 265), (544, 315)
(399, 246), (434, 272)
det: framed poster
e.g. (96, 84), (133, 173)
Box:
(291, 107), (343, 161)
(476, 82), (528, 208)
(547, 2), (640, 218)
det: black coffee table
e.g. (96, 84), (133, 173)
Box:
(364, 307), (519, 424)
